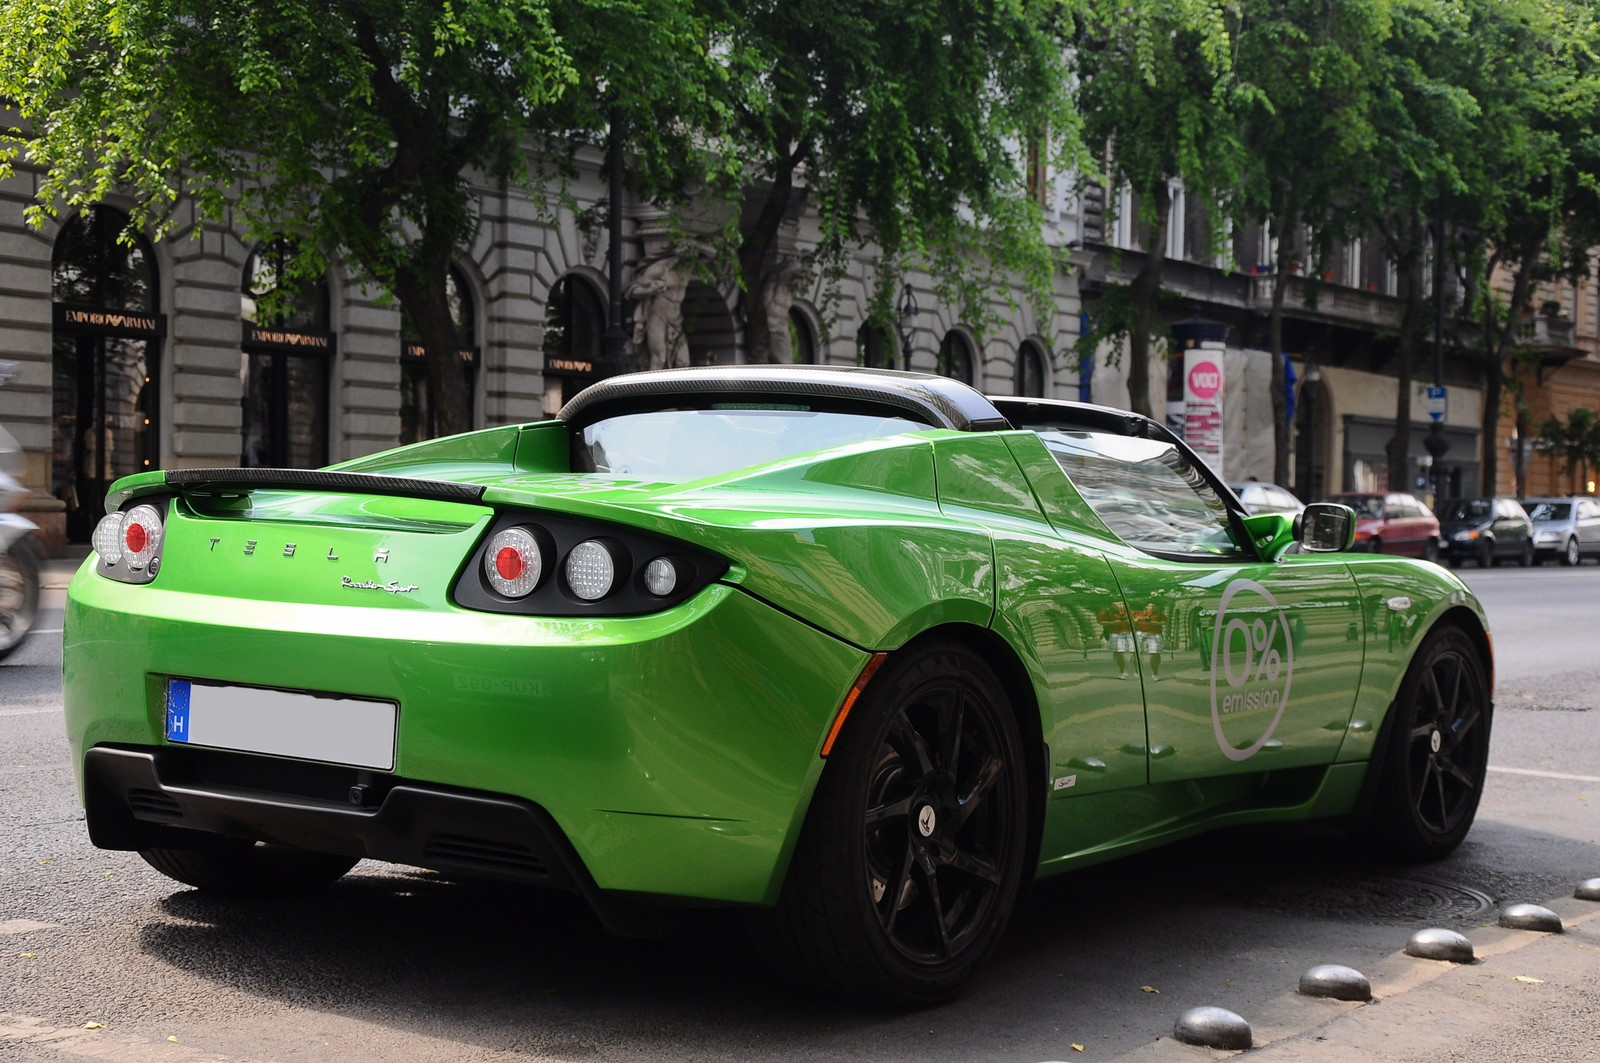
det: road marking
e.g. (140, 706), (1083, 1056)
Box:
(1, 1014), (240, 1061)
(0, 707), (60, 717)
(1489, 765), (1600, 784)
(30, 627), (62, 635)
(0, 919), (61, 935)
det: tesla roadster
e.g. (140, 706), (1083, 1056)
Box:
(63, 365), (1492, 1006)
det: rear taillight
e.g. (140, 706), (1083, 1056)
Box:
(454, 513), (726, 617)
(92, 502), (165, 584)
(483, 527), (544, 598)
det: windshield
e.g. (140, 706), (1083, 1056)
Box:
(1442, 499), (1492, 522)
(1528, 501), (1571, 521)
(1341, 495), (1383, 519)
(573, 406), (923, 480)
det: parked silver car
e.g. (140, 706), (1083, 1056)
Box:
(1526, 496), (1600, 566)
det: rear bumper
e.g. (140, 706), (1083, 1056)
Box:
(65, 572), (868, 907)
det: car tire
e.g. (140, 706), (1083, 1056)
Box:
(1369, 537), (1383, 555)
(0, 536), (42, 663)
(1477, 540), (1494, 568)
(1421, 538), (1439, 564)
(139, 842), (359, 897)
(756, 640), (1029, 1007)
(1519, 540), (1534, 567)
(1563, 538), (1580, 567)
(1368, 626), (1492, 860)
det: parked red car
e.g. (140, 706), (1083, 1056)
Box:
(1325, 492), (1441, 561)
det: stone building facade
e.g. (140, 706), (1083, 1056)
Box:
(1, 147), (1088, 552)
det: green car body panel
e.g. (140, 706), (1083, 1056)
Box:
(63, 369), (1491, 927)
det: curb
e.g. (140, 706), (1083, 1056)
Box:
(1105, 895), (1600, 1060)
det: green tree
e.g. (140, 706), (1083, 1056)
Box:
(1348, 0), (1480, 492)
(1535, 407), (1600, 494)
(1235, 0), (1392, 488)
(0, 0), (719, 438)
(1451, 0), (1600, 497)
(698, 0), (1082, 364)
(1070, 0), (1243, 418)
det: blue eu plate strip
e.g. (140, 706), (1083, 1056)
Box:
(165, 679), (192, 744)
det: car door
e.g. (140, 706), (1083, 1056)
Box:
(1580, 499), (1600, 555)
(1387, 494), (1421, 555)
(1031, 426), (1366, 783)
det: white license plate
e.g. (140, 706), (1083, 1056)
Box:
(164, 679), (396, 770)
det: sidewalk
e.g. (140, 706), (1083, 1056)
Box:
(1109, 894), (1600, 1061)
(40, 556), (82, 591)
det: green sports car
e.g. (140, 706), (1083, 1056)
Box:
(63, 365), (1493, 1006)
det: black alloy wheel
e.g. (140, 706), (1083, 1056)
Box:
(759, 640), (1028, 1006)
(1370, 626), (1492, 859)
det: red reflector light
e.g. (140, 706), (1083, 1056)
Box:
(495, 545), (525, 581)
(125, 522), (148, 554)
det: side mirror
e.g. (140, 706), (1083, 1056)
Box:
(1294, 502), (1357, 552)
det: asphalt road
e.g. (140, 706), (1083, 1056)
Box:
(3, 561), (1598, 1062)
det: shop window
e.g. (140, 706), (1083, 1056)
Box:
(542, 274), (606, 413)
(51, 206), (162, 542)
(240, 243), (332, 468)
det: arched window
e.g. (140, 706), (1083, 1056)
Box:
(857, 323), (893, 369)
(1016, 340), (1048, 397)
(542, 274), (606, 412)
(938, 330), (977, 384)
(51, 206), (162, 542)
(401, 265), (478, 444)
(787, 307), (817, 364)
(240, 243), (333, 468)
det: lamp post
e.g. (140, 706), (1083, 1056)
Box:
(897, 283), (919, 371)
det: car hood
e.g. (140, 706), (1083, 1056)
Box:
(1439, 518), (1492, 535)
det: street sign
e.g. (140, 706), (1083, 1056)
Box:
(1426, 385), (1447, 422)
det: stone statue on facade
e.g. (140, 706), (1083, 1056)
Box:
(627, 252), (691, 370)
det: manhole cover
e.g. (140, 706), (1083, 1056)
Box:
(1213, 872), (1495, 923)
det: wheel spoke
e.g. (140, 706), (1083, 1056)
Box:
(954, 754), (1004, 829)
(866, 794), (913, 830)
(877, 841), (916, 933)
(940, 841), (1002, 886)
(914, 847), (953, 958)
(938, 690), (966, 775)
(1421, 666), (1446, 719)
(1413, 758), (1438, 821)
(889, 710), (935, 777)
(1445, 760), (1478, 791)
(1440, 656), (1463, 721)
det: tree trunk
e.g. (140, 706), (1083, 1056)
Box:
(739, 146), (801, 365)
(1386, 223), (1424, 492)
(1479, 248), (1536, 498)
(1125, 183), (1172, 418)
(1269, 211), (1296, 488)
(393, 245), (471, 440)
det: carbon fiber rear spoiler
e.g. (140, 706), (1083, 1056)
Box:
(108, 468), (487, 510)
